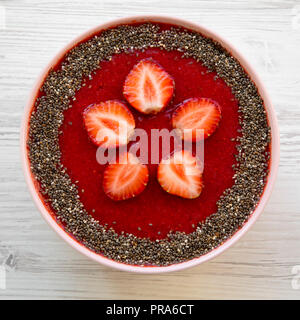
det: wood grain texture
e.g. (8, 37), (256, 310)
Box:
(0, 0), (300, 299)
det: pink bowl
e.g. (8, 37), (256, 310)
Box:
(20, 15), (280, 273)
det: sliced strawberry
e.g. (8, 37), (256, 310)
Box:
(157, 150), (203, 199)
(172, 98), (221, 141)
(123, 58), (174, 114)
(83, 100), (135, 148)
(103, 152), (149, 201)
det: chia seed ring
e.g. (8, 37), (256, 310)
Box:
(27, 22), (271, 266)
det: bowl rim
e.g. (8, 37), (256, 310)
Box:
(20, 14), (280, 273)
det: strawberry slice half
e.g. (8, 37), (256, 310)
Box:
(123, 58), (175, 114)
(172, 98), (221, 141)
(103, 152), (149, 201)
(157, 150), (203, 199)
(83, 100), (135, 148)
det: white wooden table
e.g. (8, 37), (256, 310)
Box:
(0, 0), (300, 300)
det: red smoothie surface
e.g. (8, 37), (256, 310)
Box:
(58, 47), (240, 240)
